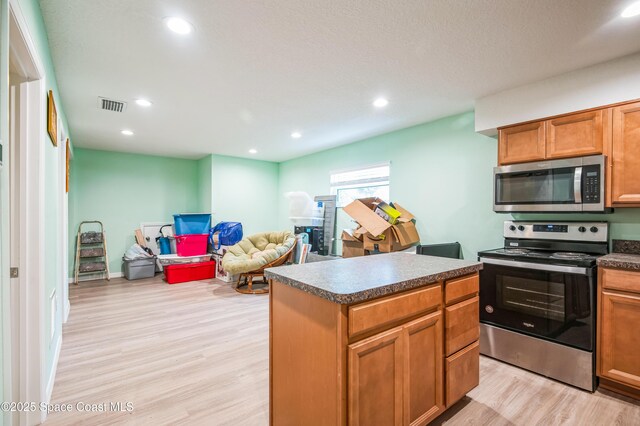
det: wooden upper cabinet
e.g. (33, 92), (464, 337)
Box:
(498, 122), (546, 165)
(611, 101), (640, 205)
(599, 290), (640, 390)
(348, 327), (404, 426)
(546, 110), (604, 159)
(404, 312), (443, 426)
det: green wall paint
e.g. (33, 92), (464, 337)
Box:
(197, 155), (213, 213)
(208, 154), (281, 235)
(68, 149), (201, 274)
(278, 112), (505, 259)
(278, 111), (640, 258)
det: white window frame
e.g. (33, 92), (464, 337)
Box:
(330, 162), (390, 207)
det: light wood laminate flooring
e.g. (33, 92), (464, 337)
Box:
(45, 276), (640, 425)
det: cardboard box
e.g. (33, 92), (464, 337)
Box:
(341, 229), (367, 258)
(211, 250), (238, 283)
(343, 198), (420, 253)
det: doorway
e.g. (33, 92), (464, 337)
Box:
(7, 1), (47, 425)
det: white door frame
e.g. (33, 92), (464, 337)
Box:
(59, 125), (70, 323)
(7, 0), (47, 424)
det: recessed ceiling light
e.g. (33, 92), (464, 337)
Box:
(165, 17), (193, 35)
(249, 149), (257, 154)
(373, 97), (389, 108)
(135, 99), (152, 107)
(622, 1), (640, 17)
(121, 129), (134, 136)
(291, 132), (302, 139)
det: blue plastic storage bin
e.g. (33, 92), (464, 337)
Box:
(173, 213), (212, 236)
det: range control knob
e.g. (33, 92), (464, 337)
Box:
(590, 226), (599, 233)
(518, 225), (525, 231)
(578, 226), (587, 233)
(509, 225), (516, 231)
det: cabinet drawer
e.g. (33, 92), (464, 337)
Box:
(446, 341), (480, 407)
(445, 296), (479, 356)
(349, 284), (441, 339)
(445, 274), (479, 305)
(602, 268), (640, 294)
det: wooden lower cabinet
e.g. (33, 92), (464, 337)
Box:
(270, 273), (480, 426)
(597, 268), (640, 398)
(348, 311), (444, 426)
(349, 327), (405, 426)
(446, 341), (480, 406)
(405, 312), (444, 426)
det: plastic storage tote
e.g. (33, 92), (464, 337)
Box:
(123, 257), (156, 280)
(164, 260), (215, 284)
(175, 234), (209, 256)
(173, 214), (212, 236)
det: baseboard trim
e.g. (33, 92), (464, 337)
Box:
(68, 271), (122, 284)
(42, 333), (62, 422)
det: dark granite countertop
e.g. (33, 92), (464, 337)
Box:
(598, 253), (640, 271)
(265, 252), (483, 304)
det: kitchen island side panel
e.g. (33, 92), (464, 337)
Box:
(270, 280), (348, 426)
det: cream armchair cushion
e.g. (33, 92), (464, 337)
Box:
(221, 231), (296, 275)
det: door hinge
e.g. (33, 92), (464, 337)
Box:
(10, 267), (18, 278)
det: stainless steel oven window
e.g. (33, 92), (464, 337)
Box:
(496, 275), (566, 321)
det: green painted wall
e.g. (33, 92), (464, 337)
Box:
(68, 148), (201, 274)
(278, 111), (640, 258)
(197, 155), (213, 213)
(278, 112), (505, 258)
(209, 154), (280, 236)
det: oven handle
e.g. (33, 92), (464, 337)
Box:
(480, 257), (591, 275)
(574, 166), (583, 204)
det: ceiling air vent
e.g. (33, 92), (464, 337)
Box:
(97, 97), (127, 112)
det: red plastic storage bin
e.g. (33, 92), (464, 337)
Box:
(175, 234), (209, 256)
(164, 260), (216, 284)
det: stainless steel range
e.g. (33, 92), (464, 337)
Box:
(478, 221), (609, 391)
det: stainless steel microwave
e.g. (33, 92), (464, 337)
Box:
(493, 155), (607, 213)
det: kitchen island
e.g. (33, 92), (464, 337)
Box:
(265, 252), (483, 426)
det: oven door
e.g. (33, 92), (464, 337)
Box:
(479, 258), (595, 351)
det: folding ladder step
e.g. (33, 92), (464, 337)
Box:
(79, 261), (106, 273)
(80, 232), (103, 245)
(80, 247), (105, 258)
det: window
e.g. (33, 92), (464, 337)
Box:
(330, 163), (390, 207)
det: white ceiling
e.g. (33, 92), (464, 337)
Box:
(40, 0), (640, 162)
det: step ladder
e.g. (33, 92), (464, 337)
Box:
(74, 221), (110, 284)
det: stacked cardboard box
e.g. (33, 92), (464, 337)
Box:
(341, 197), (420, 258)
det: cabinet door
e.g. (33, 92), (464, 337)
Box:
(348, 327), (404, 426)
(546, 110), (604, 159)
(611, 102), (640, 205)
(498, 122), (546, 165)
(599, 290), (640, 389)
(404, 311), (443, 426)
